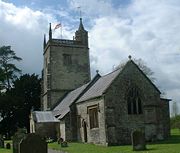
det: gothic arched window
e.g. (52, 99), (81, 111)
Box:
(127, 87), (142, 114)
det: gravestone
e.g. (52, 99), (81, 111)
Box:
(57, 138), (63, 144)
(61, 141), (68, 147)
(131, 130), (146, 151)
(13, 128), (27, 153)
(0, 137), (4, 148)
(6, 143), (11, 149)
(19, 133), (47, 153)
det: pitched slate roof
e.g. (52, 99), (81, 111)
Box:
(77, 68), (121, 103)
(77, 60), (161, 103)
(52, 59), (161, 119)
(32, 111), (59, 123)
(53, 83), (89, 119)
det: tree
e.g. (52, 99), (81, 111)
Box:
(12, 74), (41, 131)
(0, 46), (22, 90)
(171, 115), (180, 129)
(0, 74), (41, 137)
(115, 58), (155, 82)
(0, 67), (5, 90)
(0, 93), (19, 138)
(172, 101), (179, 117)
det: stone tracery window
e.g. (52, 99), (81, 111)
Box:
(127, 86), (142, 114)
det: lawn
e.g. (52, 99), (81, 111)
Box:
(48, 129), (180, 153)
(0, 140), (12, 153)
(0, 148), (12, 153)
(1, 129), (180, 153)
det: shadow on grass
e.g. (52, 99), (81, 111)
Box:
(144, 148), (157, 151)
(148, 135), (180, 145)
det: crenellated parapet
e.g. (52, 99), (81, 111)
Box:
(41, 18), (90, 111)
(44, 18), (88, 51)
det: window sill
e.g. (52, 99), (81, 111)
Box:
(90, 127), (99, 130)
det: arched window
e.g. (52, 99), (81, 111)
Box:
(127, 87), (142, 114)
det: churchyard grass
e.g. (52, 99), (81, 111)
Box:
(0, 140), (12, 153)
(48, 129), (180, 153)
(1, 129), (180, 153)
(0, 148), (12, 153)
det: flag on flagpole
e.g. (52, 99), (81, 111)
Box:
(54, 23), (61, 30)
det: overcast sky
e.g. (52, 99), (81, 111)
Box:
(0, 0), (180, 114)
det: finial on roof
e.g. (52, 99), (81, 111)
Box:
(96, 70), (99, 74)
(43, 34), (46, 49)
(128, 55), (132, 60)
(78, 18), (85, 31)
(49, 23), (52, 40)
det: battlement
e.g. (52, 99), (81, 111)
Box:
(52, 39), (81, 45)
(44, 38), (84, 50)
(42, 19), (90, 111)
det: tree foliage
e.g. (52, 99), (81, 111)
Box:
(172, 102), (179, 117)
(0, 74), (41, 137)
(0, 67), (6, 90)
(115, 58), (155, 82)
(0, 94), (20, 137)
(171, 115), (180, 129)
(0, 46), (41, 137)
(12, 74), (41, 130)
(0, 46), (22, 90)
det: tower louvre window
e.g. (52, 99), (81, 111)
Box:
(63, 54), (72, 65)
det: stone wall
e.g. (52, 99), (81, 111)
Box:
(159, 99), (170, 138)
(42, 41), (90, 110)
(64, 113), (72, 141)
(104, 61), (163, 145)
(60, 119), (66, 140)
(76, 97), (107, 145)
(29, 113), (35, 133)
(59, 113), (72, 141)
(42, 46), (51, 110)
(34, 122), (59, 139)
(50, 45), (90, 89)
(69, 103), (78, 141)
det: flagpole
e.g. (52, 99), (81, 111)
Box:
(60, 23), (62, 39)
(77, 6), (82, 18)
(54, 23), (62, 39)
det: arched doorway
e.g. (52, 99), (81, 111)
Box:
(83, 121), (87, 142)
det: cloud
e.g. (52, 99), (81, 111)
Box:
(0, 0), (75, 74)
(1, 0), (180, 111)
(74, 0), (180, 104)
(0, 0), (51, 74)
(68, 0), (115, 18)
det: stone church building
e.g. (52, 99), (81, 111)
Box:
(30, 18), (170, 145)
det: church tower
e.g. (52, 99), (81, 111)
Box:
(41, 19), (91, 110)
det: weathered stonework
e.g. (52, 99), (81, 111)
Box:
(42, 20), (90, 110)
(76, 97), (106, 145)
(19, 133), (47, 153)
(37, 17), (170, 146)
(13, 128), (27, 153)
(103, 61), (167, 145)
(33, 123), (59, 139)
(74, 61), (170, 145)
(30, 112), (60, 139)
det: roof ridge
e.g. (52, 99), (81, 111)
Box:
(101, 67), (122, 78)
(71, 73), (101, 105)
(129, 60), (161, 94)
